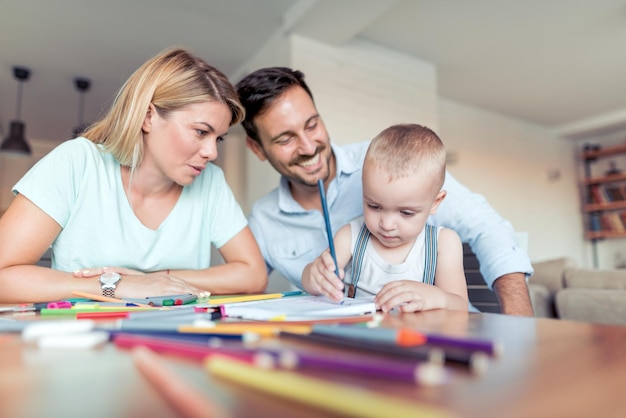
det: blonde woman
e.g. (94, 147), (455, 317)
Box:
(0, 47), (267, 303)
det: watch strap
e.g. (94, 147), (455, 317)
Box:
(102, 287), (116, 298)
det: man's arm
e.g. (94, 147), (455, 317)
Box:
(432, 172), (534, 316)
(493, 272), (533, 316)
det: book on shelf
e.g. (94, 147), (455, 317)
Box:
(589, 213), (602, 231)
(604, 186), (625, 202)
(589, 185), (607, 204)
(602, 212), (626, 232)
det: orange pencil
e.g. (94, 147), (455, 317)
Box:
(132, 346), (226, 418)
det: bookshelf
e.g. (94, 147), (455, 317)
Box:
(581, 142), (626, 266)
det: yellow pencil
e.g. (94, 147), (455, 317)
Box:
(208, 293), (284, 305)
(205, 355), (452, 418)
(179, 323), (311, 337)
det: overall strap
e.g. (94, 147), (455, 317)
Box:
(423, 224), (438, 285)
(348, 223), (371, 298)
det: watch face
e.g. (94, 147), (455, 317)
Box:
(100, 272), (121, 285)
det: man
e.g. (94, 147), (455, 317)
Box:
(236, 67), (534, 316)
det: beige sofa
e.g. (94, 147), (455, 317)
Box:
(529, 257), (626, 325)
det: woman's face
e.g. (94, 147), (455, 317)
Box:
(142, 101), (231, 186)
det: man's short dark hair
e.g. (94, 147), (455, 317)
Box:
(236, 67), (314, 143)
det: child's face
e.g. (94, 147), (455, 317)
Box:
(362, 164), (445, 250)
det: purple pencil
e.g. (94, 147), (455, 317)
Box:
(424, 333), (504, 357)
(312, 324), (503, 357)
(274, 349), (448, 386)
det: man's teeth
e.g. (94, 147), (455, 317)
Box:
(299, 154), (319, 167)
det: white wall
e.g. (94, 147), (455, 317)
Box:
(438, 98), (589, 265)
(0, 137), (62, 213)
(291, 35), (438, 144)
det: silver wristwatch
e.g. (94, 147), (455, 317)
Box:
(99, 272), (122, 298)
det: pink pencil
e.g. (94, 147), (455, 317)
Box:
(113, 333), (259, 363)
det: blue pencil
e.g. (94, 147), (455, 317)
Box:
(317, 179), (343, 294)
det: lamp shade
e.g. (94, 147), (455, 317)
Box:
(1, 120), (31, 154)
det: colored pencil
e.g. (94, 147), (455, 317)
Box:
(76, 311), (131, 320)
(312, 324), (427, 346)
(114, 320), (311, 337)
(277, 349), (447, 386)
(127, 311), (221, 323)
(178, 323), (311, 336)
(205, 355), (451, 418)
(313, 324), (502, 356)
(317, 179), (342, 294)
(281, 330), (489, 375)
(132, 346), (226, 418)
(421, 332), (504, 357)
(125, 307), (196, 320)
(71, 291), (153, 308)
(115, 333), (258, 363)
(208, 293), (284, 306)
(108, 330), (244, 342)
(279, 330), (440, 363)
(40, 307), (155, 316)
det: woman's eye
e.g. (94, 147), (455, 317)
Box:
(216, 136), (225, 143)
(196, 129), (208, 137)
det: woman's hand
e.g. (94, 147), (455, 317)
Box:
(73, 267), (204, 298)
(117, 272), (204, 298)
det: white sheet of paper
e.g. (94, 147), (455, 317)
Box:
(221, 295), (376, 320)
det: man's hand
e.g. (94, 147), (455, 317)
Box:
(493, 272), (534, 316)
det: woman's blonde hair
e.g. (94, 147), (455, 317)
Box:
(83, 47), (244, 168)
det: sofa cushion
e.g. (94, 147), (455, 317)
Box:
(528, 283), (555, 318)
(529, 257), (577, 293)
(555, 288), (626, 325)
(564, 268), (626, 289)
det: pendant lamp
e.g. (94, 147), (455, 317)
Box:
(72, 77), (91, 137)
(1, 66), (32, 155)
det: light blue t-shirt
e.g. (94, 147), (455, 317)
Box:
(248, 141), (533, 290)
(14, 137), (247, 273)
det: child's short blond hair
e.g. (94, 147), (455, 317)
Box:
(364, 124), (446, 189)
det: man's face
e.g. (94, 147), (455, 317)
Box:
(247, 86), (333, 188)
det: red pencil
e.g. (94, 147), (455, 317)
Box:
(76, 311), (130, 320)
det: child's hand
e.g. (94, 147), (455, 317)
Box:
(302, 250), (345, 302)
(375, 280), (444, 313)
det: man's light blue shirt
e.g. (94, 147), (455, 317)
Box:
(248, 141), (533, 291)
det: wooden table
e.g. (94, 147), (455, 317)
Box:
(1, 310), (625, 418)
